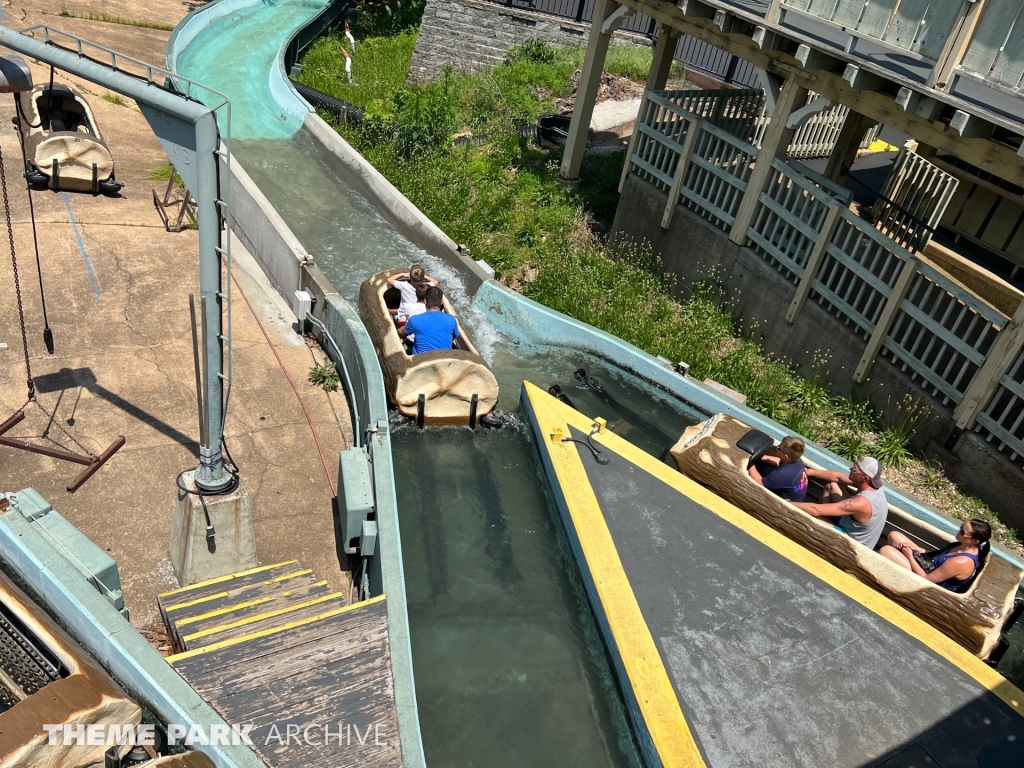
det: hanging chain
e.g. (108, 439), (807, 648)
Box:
(0, 142), (33, 402)
(0, 142), (95, 459)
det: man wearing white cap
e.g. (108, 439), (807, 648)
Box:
(793, 457), (888, 549)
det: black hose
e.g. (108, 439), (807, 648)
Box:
(290, 79), (366, 124)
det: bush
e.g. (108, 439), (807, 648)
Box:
(505, 39), (557, 66)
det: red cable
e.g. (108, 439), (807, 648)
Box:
(231, 272), (337, 497)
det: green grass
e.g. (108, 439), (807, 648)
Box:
(306, 36), (1022, 549)
(54, 9), (173, 30)
(101, 92), (128, 107)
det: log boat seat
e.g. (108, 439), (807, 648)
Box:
(670, 413), (1023, 659)
(359, 267), (499, 426)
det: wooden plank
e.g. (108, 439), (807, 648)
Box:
(976, 411), (1024, 460)
(857, 0), (899, 39)
(882, 335), (968, 402)
(955, 186), (1001, 238)
(883, 0), (963, 60)
(929, 0), (988, 88)
(954, 299), (1024, 428)
(961, 0), (1024, 77)
(787, 204), (842, 322)
(854, 256), (921, 382)
(663, 118), (703, 228)
(628, 154), (676, 188)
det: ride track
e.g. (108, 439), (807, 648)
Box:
(168, 1), (1024, 766)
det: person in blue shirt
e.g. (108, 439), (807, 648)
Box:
(400, 286), (460, 355)
(747, 435), (809, 502)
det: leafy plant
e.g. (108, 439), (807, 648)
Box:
(873, 426), (913, 470)
(831, 433), (872, 462)
(308, 361), (340, 392)
(505, 39), (556, 66)
(102, 93), (128, 107)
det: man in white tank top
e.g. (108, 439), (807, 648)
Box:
(793, 457), (889, 549)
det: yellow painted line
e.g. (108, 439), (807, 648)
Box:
(524, 382), (705, 768)
(183, 592), (347, 642)
(274, 569), (312, 582)
(524, 381), (1024, 720)
(162, 570), (311, 612)
(314, 580), (328, 587)
(174, 596), (278, 626)
(159, 561), (298, 597)
(167, 595), (386, 663)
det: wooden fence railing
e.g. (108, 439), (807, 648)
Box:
(627, 90), (1024, 468)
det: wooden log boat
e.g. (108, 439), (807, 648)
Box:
(0, 569), (142, 768)
(359, 268), (499, 426)
(14, 84), (121, 194)
(670, 413), (1023, 659)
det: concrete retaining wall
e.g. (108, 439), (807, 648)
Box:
(408, 0), (647, 83)
(611, 174), (1024, 531)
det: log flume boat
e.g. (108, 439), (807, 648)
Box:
(671, 413), (1024, 660)
(359, 268), (499, 426)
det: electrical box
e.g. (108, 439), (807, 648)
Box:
(293, 290), (312, 326)
(360, 520), (378, 558)
(338, 447), (374, 555)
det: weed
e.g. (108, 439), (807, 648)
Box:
(145, 163), (176, 181)
(308, 361), (340, 392)
(832, 433), (872, 462)
(102, 93), (128, 107)
(50, 10), (173, 29)
(505, 39), (557, 66)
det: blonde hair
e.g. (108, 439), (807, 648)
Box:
(779, 435), (805, 460)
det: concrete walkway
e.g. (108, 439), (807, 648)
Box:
(0, 3), (352, 631)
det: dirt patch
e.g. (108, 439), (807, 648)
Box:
(553, 69), (646, 115)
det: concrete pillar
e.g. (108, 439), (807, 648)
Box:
(728, 77), (808, 245)
(560, 0), (618, 181)
(646, 24), (679, 93)
(824, 110), (872, 185)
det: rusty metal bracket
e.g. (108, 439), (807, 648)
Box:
(152, 172), (196, 233)
(0, 409), (125, 492)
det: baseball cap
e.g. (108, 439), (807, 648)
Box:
(854, 457), (883, 489)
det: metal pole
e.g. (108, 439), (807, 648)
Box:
(189, 294), (207, 445)
(195, 110), (229, 490)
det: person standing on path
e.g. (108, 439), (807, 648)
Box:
(340, 45), (355, 85)
(345, 20), (356, 53)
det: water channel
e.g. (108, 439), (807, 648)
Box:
(176, 3), (1024, 764)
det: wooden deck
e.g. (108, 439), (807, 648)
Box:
(161, 564), (403, 768)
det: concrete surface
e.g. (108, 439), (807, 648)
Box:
(590, 97), (641, 132)
(0, 1), (353, 630)
(169, 470), (257, 585)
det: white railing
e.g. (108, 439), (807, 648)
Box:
(679, 121), (758, 231)
(976, 346), (1024, 461)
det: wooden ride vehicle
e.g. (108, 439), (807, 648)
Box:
(670, 413), (1023, 660)
(359, 267), (499, 426)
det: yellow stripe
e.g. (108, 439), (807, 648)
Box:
(167, 595), (387, 663)
(163, 591), (229, 612)
(524, 381), (1024, 720)
(162, 569), (311, 612)
(314, 580), (328, 587)
(159, 561), (298, 597)
(525, 382), (705, 768)
(182, 592), (347, 641)
(174, 596), (278, 626)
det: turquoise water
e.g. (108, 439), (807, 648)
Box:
(176, 0), (326, 139)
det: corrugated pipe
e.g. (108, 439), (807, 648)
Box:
(291, 79), (366, 124)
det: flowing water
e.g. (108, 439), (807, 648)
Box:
(177, 7), (707, 765)
(177, 4), (1024, 763)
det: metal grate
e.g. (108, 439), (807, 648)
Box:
(0, 604), (64, 707)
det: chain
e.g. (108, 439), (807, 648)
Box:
(0, 142), (96, 459)
(0, 142), (33, 402)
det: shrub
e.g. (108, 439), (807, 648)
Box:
(505, 39), (557, 66)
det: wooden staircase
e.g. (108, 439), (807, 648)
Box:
(159, 562), (404, 768)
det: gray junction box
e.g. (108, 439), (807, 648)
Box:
(338, 447), (374, 555)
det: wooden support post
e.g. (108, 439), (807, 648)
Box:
(786, 204), (842, 323)
(953, 299), (1024, 429)
(764, 0), (783, 24)
(853, 257), (920, 383)
(560, 0), (617, 182)
(662, 118), (703, 229)
(929, 0), (989, 90)
(824, 110), (871, 184)
(647, 23), (678, 93)
(728, 78), (807, 246)
(620, 25), (679, 195)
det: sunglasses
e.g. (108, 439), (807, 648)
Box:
(957, 524), (975, 539)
